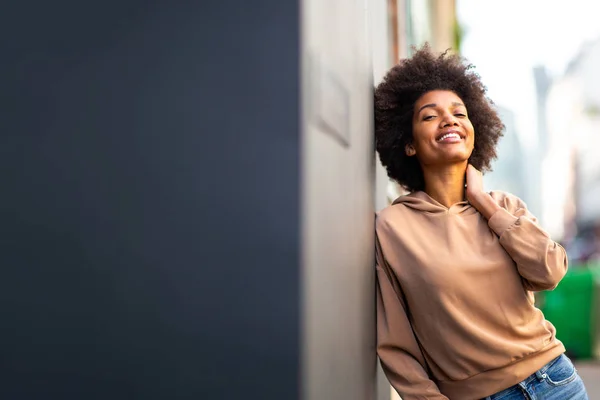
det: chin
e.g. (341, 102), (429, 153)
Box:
(420, 149), (473, 166)
(440, 153), (471, 163)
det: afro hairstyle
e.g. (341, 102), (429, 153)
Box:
(374, 44), (505, 192)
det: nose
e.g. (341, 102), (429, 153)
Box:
(440, 112), (459, 127)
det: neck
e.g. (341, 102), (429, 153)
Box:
(422, 162), (467, 208)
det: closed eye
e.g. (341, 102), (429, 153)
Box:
(423, 115), (436, 121)
(455, 113), (466, 117)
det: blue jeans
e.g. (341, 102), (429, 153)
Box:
(483, 354), (588, 399)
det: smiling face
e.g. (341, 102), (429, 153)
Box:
(407, 90), (475, 168)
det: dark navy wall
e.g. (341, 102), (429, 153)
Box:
(0, 2), (300, 399)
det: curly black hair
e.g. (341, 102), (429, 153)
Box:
(374, 44), (504, 192)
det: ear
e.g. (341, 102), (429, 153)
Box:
(405, 143), (416, 157)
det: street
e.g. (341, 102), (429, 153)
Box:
(575, 361), (600, 398)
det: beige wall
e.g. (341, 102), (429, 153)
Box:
(301, 0), (379, 398)
(406, 0), (457, 53)
(430, 0), (456, 52)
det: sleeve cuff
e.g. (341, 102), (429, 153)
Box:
(488, 207), (519, 237)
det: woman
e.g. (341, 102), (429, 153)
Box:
(374, 45), (589, 400)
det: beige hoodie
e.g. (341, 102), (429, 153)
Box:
(376, 190), (567, 400)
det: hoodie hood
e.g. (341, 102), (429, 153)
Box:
(392, 191), (476, 215)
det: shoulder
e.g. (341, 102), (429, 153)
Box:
(375, 196), (410, 233)
(489, 190), (528, 214)
(375, 204), (398, 233)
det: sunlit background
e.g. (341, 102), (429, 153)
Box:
(459, 0), (600, 255)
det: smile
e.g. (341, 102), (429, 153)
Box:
(436, 131), (464, 142)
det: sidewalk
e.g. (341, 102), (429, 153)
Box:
(575, 361), (600, 397)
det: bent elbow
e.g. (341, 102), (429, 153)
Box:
(541, 245), (568, 290)
(524, 261), (568, 292)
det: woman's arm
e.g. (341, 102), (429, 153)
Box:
(466, 165), (568, 291)
(376, 238), (449, 399)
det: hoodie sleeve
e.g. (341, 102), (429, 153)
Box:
(376, 237), (449, 400)
(487, 193), (568, 291)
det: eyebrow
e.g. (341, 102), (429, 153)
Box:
(417, 102), (465, 114)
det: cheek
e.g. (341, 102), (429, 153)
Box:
(468, 134), (475, 155)
(467, 124), (475, 145)
(410, 130), (428, 150)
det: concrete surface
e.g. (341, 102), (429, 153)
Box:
(575, 362), (600, 398)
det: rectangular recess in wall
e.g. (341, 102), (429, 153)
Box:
(308, 53), (351, 147)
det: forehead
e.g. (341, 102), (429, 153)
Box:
(414, 90), (464, 108)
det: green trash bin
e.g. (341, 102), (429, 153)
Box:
(539, 263), (600, 360)
(593, 265), (600, 360)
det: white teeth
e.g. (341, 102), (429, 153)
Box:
(438, 133), (460, 141)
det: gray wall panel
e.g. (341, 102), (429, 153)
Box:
(0, 2), (300, 399)
(301, 1), (377, 399)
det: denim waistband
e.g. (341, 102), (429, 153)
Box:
(483, 354), (573, 400)
(520, 354), (563, 385)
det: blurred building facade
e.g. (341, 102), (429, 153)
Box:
(532, 67), (553, 233)
(490, 66), (563, 240)
(567, 39), (600, 227)
(485, 107), (527, 201)
(543, 37), (600, 260)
